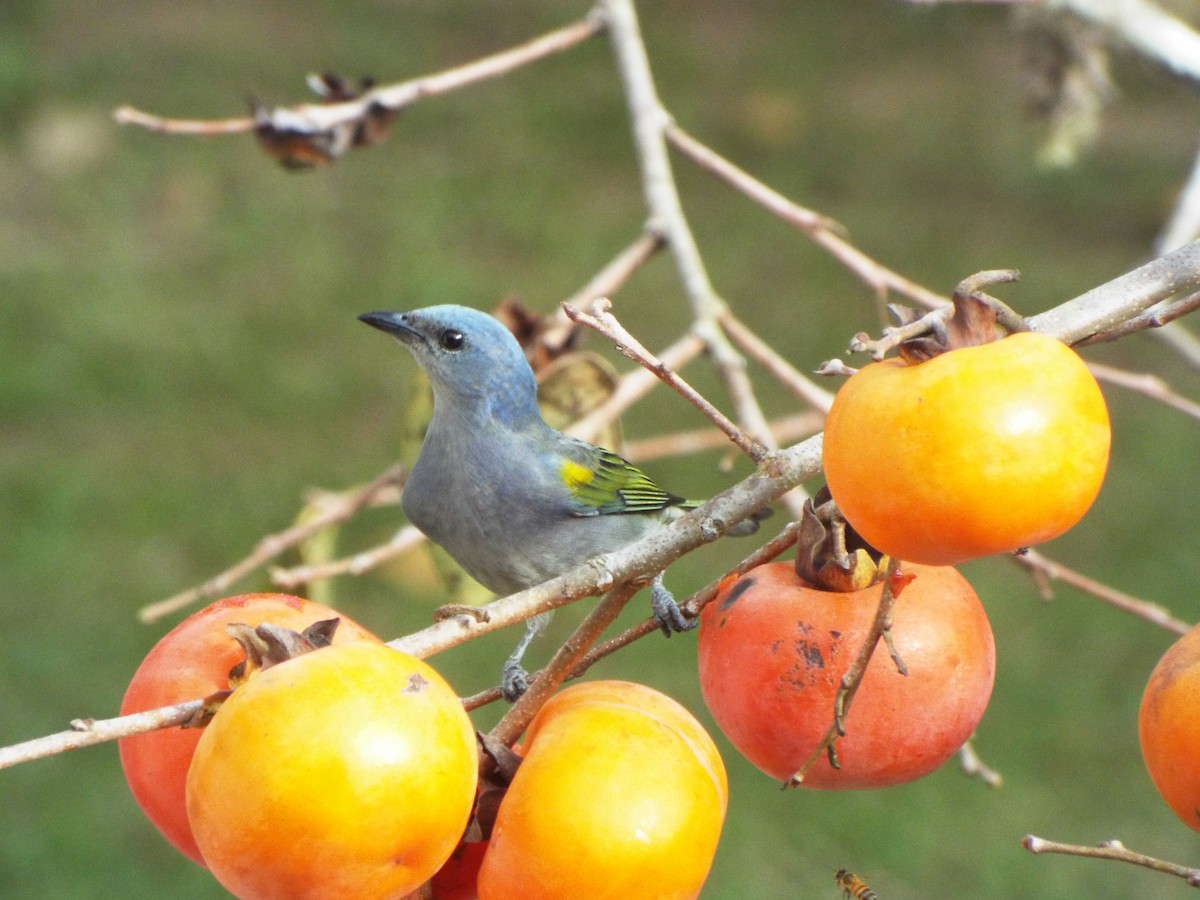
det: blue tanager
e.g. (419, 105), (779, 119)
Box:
(359, 305), (766, 698)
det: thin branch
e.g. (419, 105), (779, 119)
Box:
(561, 228), (666, 315)
(114, 13), (604, 135)
(270, 523), (425, 589)
(1022, 835), (1200, 887)
(666, 124), (950, 310)
(600, 0), (777, 452)
(789, 558), (905, 787)
(138, 464), (406, 621)
(1028, 239), (1200, 343)
(1149, 320), (1200, 368)
(1077, 289), (1200, 345)
(958, 740), (1004, 788)
(621, 413), (824, 463)
(1013, 549), (1192, 635)
(718, 310), (836, 414)
(0, 701), (202, 771)
(565, 298), (770, 462)
(487, 581), (641, 748)
(665, 125), (844, 236)
(600, 0), (721, 322)
(462, 519), (803, 712)
(1088, 360), (1200, 423)
(537, 229), (667, 349)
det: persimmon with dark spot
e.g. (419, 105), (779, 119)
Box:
(697, 562), (995, 788)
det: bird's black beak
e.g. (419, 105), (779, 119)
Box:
(358, 311), (416, 340)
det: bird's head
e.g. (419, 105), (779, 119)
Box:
(359, 305), (541, 427)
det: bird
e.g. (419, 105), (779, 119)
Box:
(359, 304), (766, 699)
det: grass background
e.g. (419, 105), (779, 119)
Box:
(4, 1), (1200, 897)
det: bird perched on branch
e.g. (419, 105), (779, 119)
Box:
(360, 304), (766, 699)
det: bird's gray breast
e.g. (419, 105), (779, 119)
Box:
(401, 427), (656, 595)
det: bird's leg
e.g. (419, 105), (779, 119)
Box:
(650, 572), (696, 636)
(500, 610), (552, 702)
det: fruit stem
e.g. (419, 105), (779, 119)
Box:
(787, 557), (907, 788)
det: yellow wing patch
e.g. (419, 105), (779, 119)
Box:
(559, 459), (596, 492)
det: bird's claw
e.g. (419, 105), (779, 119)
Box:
(500, 661), (530, 702)
(499, 611), (552, 702)
(650, 574), (695, 637)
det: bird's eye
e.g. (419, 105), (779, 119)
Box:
(440, 328), (465, 351)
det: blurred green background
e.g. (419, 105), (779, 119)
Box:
(4, 1), (1200, 897)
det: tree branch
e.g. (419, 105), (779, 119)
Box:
(665, 124), (950, 310)
(114, 12), (604, 135)
(138, 464), (406, 621)
(1028, 239), (1200, 343)
(1023, 835), (1200, 886)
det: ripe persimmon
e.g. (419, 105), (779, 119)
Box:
(477, 680), (727, 900)
(822, 331), (1110, 566)
(697, 562), (994, 788)
(1139, 623), (1200, 832)
(118, 593), (381, 865)
(185, 642), (478, 899)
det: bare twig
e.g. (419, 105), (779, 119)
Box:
(621, 413), (824, 463)
(1013, 549), (1192, 635)
(565, 298), (770, 462)
(561, 229), (666, 314)
(1028, 239), (1200, 343)
(138, 464), (406, 621)
(0, 701), (202, 771)
(665, 124), (950, 310)
(1023, 835), (1200, 887)
(958, 739), (1004, 788)
(270, 523), (425, 589)
(558, 333), (707, 448)
(461, 519), (803, 712)
(1078, 289), (1200, 345)
(600, 0), (776, 451)
(115, 13), (604, 135)
(487, 581), (641, 748)
(1088, 360), (1200, 423)
(665, 125), (844, 236)
(788, 558), (905, 787)
(718, 311), (836, 414)
(600, 0), (720, 322)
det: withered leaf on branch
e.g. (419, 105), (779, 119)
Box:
(252, 72), (399, 169)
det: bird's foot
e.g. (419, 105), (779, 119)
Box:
(500, 661), (531, 702)
(650, 573), (696, 637)
(499, 611), (552, 702)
